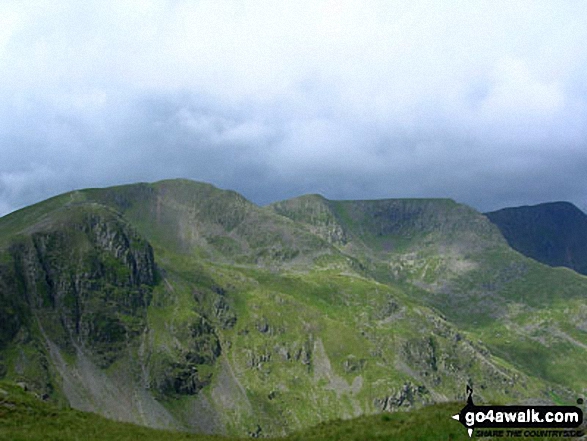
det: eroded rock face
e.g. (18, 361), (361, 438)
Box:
(1, 181), (585, 437)
(0, 263), (27, 350)
(153, 317), (222, 396)
(84, 212), (156, 287)
(4, 206), (156, 367)
(374, 382), (430, 411)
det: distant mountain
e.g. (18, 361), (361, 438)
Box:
(1, 180), (586, 437)
(485, 202), (587, 275)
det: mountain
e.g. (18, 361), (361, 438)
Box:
(1, 179), (586, 437)
(486, 202), (587, 276)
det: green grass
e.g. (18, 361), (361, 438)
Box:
(0, 381), (226, 441)
(284, 401), (583, 441)
(1, 382), (576, 441)
(3, 179), (587, 437)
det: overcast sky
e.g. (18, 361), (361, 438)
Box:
(1, 1), (587, 216)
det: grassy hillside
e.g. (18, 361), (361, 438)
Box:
(0, 381), (221, 441)
(1, 381), (574, 441)
(1, 179), (586, 437)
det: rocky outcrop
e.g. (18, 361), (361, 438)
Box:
(83, 211), (156, 287)
(1, 180), (585, 437)
(374, 382), (429, 411)
(269, 195), (349, 246)
(4, 205), (156, 366)
(0, 263), (28, 350)
(153, 317), (222, 396)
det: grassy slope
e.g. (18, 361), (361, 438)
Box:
(270, 193), (587, 396)
(0, 381), (221, 441)
(1, 381), (574, 441)
(1, 179), (587, 437)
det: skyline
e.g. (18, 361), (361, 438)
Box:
(1, 1), (587, 215)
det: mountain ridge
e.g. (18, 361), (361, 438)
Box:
(485, 201), (587, 276)
(1, 179), (585, 437)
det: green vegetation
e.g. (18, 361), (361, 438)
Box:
(1, 179), (586, 438)
(1, 381), (575, 441)
(0, 381), (222, 441)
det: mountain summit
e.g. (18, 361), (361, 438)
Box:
(486, 201), (587, 275)
(1, 179), (586, 437)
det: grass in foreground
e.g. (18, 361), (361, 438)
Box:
(0, 381), (580, 441)
(0, 382), (223, 441)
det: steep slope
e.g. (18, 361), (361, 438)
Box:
(0, 180), (586, 438)
(486, 202), (587, 276)
(270, 195), (523, 321)
(270, 194), (587, 393)
(270, 196), (505, 288)
(82, 180), (339, 268)
(4, 380), (562, 441)
(0, 202), (161, 420)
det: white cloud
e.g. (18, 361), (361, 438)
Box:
(481, 57), (565, 118)
(1, 1), (587, 215)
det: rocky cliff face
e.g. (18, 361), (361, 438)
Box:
(1, 180), (586, 437)
(0, 204), (156, 371)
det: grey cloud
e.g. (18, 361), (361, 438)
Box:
(1, 1), (587, 216)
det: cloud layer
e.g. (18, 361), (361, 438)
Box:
(1, 0), (587, 215)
